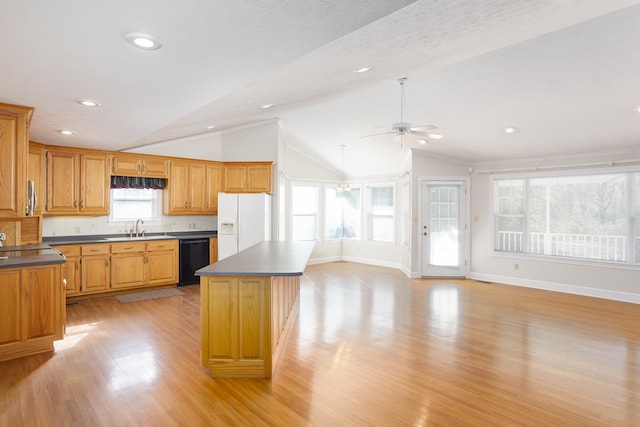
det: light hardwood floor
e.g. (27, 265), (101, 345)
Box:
(1, 262), (639, 426)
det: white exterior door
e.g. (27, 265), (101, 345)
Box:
(421, 180), (468, 277)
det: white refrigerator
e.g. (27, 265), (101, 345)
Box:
(217, 192), (271, 260)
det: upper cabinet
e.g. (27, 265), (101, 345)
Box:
(223, 162), (273, 194)
(45, 149), (110, 215)
(164, 160), (221, 215)
(0, 103), (34, 217)
(111, 154), (168, 178)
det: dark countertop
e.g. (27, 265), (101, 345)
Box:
(43, 230), (217, 246)
(0, 244), (66, 269)
(196, 241), (315, 277)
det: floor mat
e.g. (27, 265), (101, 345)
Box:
(114, 288), (184, 303)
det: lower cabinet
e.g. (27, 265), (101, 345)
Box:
(209, 237), (218, 264)
(0, 263), (65, 361)
(55, 239), (178, 297)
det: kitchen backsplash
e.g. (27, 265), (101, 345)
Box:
(42, 215), (217, 237)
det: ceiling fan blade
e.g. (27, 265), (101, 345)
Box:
(411, 130), (444, 139)
(360, 130), (395, 139)
(410, 124), (439, 131)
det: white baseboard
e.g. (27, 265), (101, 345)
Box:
(470, 272), (640, 304)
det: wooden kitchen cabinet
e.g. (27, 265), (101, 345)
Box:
(0, 263), (65, 362)
(0, 103), (33, 217)
(146, 239), (178, 285)
(205, 163), (222, 213)
(209, 237), (218, 264)
(80, 244), (111, 294)
(110, 242), (146, 289)
(223, 162), (273, 194)
(45, 149), (109, 215)
(28, 142), (45, 216)
(165, 160), (219, 215)
(56, 245), (81, 296)
(111, 154), (168, 178)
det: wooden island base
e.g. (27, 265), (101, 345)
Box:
(196, 241), (314, 379)
(200, 275), (300, 378)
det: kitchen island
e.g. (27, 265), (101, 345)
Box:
(0, 244), (66, 361)
(196, 241), (314, 378)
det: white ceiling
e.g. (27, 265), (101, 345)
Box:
(2, 0), (640, 177)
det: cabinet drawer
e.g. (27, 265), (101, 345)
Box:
(81, 243), (110, 255)
(146, 239), (177, 251)
(111, 241), (146, 254)
(55, 245), (81, 257)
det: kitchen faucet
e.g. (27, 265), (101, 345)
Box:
(135, 218), (144, 237)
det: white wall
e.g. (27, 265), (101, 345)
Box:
(469, 151), (640, 303)
(126, 132), (222, 160)
(221, 120), (279, 162)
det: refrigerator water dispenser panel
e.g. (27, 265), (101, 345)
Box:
(219, 222), (236, 235)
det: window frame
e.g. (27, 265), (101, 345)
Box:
(290, 182), (320, 241)
(108, 188), (163, 226)
(365, 182), (396, 244)
(490, 166), (640, 269)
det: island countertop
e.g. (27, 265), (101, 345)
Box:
(196, 241), (314, 277)
(0, 244), (66, 269)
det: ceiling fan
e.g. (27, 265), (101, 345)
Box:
(361, 77), (443, 146)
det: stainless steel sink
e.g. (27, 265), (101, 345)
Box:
(103, 235), (174, 242)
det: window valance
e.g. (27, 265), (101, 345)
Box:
(110, 176), (166, 189)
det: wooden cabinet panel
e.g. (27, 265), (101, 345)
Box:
(189, 162), (206, 212)
(222, 162), (273, 194)
(81, 244), (110, 294)
(209, 237), (218, 264)
(46, 150), (109, 215)
(81, 154), (109, 214)
(112, 154), (167, 178)
(146, 250), (177, 285)
(0, 264), (64, 362)
(111, 252), (145, 289)
(205, 164), (222, 213)
(55, 245), (81, 296)
(0, 270), (21, 345)
(46, 150), (80, 213)
(166, 160), (190, 214)
(0, 104), (32, 217)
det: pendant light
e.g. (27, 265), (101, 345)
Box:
(336, 144), (351, 193)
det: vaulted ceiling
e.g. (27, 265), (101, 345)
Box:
(2, 0), (639, 176)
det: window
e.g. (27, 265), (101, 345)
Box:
(366, 183), (395, 243)
(110, 188), (162, 223)
(325, 185), (361, 240)
(291, 184), (318, 241)
(494, 171), (640, 264)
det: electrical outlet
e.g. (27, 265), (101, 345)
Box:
(75, 227), (80, 233)
(514, 263), (519, 270)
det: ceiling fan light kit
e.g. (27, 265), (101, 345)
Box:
(360, 77), (443, 146)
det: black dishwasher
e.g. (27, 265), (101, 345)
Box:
(178, 238), (210, 285)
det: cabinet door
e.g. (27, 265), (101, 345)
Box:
(209, 238), (218, 264)
(166, 160), (190, 214)
(81, 254), (110, 293)
(62, 255), (81, 296)
(205, 164), (222, 213)
(246, 164), (273, 193)
(28, 145), (45, 215)
(0, 105), (31, 217)
(146, 250), (178, 285)
(189, 162), (207, 212)
(141, 157), (167, 178)
(111, 253), (145, 289)
(22, 265), (63, 341)
(81, 154), (109, 214)
(223, 164), (247, 193)
(46, 151), (80, 213)
(0, 269), (21, 345)
(112, 155), (141, 176)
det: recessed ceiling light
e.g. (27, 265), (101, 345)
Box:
(261, 103), (274, 109)
(418, 139), (428, 144)
(77, 99), (101, 107)
(125, 32), (163, 50)
(634, 105), (640, 113)
(353, 65), (373, 73)
(206, 124), (216, 130)
(58, 130), (76, 135)
(504, 127), (516, 134)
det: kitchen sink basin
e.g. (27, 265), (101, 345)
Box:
(103, 235), (175, 242)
